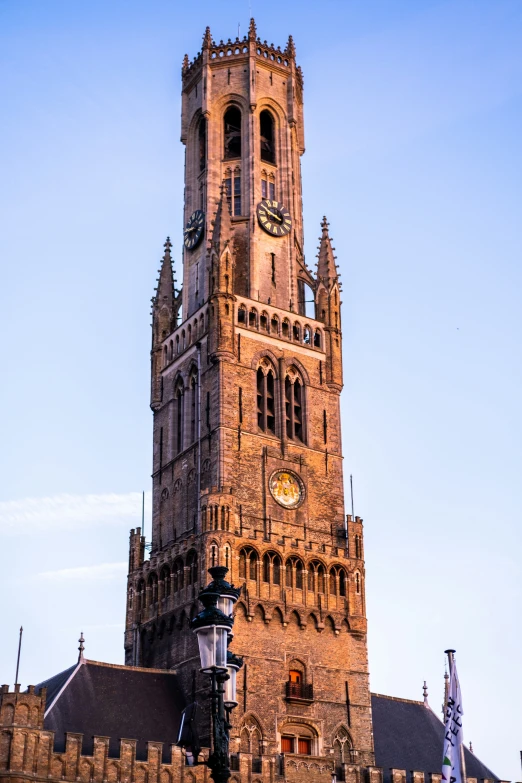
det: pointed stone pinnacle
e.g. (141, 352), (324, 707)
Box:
(210, 181), (233, 252)
(248, 18), (257, 41)
(317, 216), (338, 282)
(286, 34), (296, 57)
(203, 26), (212, 49)
(182, 54), (189, 71)
(153, 237), (175, 310)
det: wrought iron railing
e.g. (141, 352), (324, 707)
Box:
(285, 681), (313, 700)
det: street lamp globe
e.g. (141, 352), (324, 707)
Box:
(191, 593), (233, 673)
(224, 651), (243, 709)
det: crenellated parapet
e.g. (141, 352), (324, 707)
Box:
(0, 685), (204, 783)
(182, 19), (299, 86)
(0, 683), (46, 730)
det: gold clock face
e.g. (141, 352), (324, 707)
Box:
(257, 199), (292, 237)
(269, 470), (305, 509)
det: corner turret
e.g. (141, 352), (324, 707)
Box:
(150, 238), (180, 408)
(208, 186), (236, 360)
(315, 217), (343, 391)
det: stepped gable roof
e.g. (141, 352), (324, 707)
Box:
(371, 693), (499, 783)
(36, 660), (185, 763)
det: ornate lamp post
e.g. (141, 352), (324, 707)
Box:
(191, 566), (243, 783)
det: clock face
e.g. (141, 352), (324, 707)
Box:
(184, 210), (205, 250)
(257, 199), (292, 237)
(269, 470), (305, 509)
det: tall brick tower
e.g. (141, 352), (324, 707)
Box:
(124, 20), (375, 777)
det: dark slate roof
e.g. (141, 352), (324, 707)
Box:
(36, 660), (185, 763)
(33, 663), (78, 709)
(371, 693), (499, 783)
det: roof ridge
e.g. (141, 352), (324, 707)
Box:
(84, 659), (178, 675)
(371, 691), (424, 706)
(44, 661), (83, 717)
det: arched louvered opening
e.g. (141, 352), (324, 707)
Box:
(175, 380), (184, 454)
(189, 369), (198, 443)
(198, 116), (207, 172)
(260, 110), (275, 164)
(224, 106), (242, 159)
(285, 376), (303, 442)
(257, 366), (276, 434)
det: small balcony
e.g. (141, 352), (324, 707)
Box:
(285, 680), (313, 702)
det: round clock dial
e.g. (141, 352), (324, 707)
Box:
(184, 210), (205, 250)
(257, 199), (292, 237)
(269, 470), (305, 509)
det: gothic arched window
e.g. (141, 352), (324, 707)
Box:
(285, 373), (303, 442)
(257, 365), (276, 434)
(189, 369), (198, 444)
(136, 579), (145, 612)
(328, 565), (347, 597)
(333, 728), (352, 775)
(224, 106), (242, 159)
(262, 551), (282, 584)
(148, 572), (158, 606)
(173, 558), (184, 593)
(308, 560), (326, 594)
(239, 547), (258, 581)
(339, 568), (346, 596)
(175, 380), (185, 454)
(161, 565), (171, 598)
(285, 557), (304, 589)
(260, 110), (275, 164)
(198, 116), (207, 172)
(186, 551), (198, 586)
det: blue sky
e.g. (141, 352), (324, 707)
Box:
(1, 0), (521, 779)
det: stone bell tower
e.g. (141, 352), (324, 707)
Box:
(125, 19), (375, 779)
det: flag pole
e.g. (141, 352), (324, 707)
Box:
(444, 649), (466, 783)
(14, 626), (23, 686)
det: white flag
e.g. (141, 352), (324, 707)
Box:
(442, 656), (465, 783)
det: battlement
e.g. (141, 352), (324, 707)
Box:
(0, 717), (193, 783)
(181, 20), (302, 87)
(0, 683), (46, 729)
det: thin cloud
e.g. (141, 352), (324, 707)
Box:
(38, 562), (127, 581)
(0, 492), (151, 535)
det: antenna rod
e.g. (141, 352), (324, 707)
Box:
(350, 474), (355, 521)
(142, 490), (145, 536)
(14, 626), (23, 686)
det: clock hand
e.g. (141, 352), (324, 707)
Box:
(184, 226), (196, 234)
(265, 207), (282, 223)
